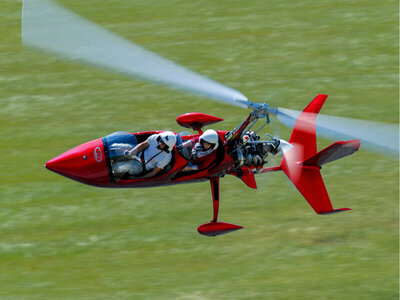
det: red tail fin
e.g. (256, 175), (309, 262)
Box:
(280, 95), (359, 214)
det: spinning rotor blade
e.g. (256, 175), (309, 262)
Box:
(270, 107), (399, 158)
(22, 0), (249, 108)
(22, 0), (398, 159)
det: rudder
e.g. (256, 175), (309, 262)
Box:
(281, 94), (356, 214)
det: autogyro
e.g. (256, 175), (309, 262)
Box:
(22, 0), (397, 236)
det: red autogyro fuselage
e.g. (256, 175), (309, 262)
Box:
(45, 130), (234, 188)
(45, 96), (362, 236)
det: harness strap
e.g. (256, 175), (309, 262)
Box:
(141, 150), (163, 170)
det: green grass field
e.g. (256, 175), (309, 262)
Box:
(1, 0), (398, 299)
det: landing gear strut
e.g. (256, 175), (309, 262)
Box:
(197, 177), (244, 236)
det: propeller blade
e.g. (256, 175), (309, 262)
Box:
(270, 107), (399, 158)
(278, 139), (293, 155)
(22, 0), (250, 108)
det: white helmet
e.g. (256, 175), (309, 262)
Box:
(199, 129), (219, 150)
(158, 131), (177, 152)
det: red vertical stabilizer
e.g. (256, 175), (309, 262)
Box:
(280, 94), (359, 214)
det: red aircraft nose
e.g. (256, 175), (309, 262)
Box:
(46, 138), (109, 186)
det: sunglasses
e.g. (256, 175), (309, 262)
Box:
(157, 136), (170, 152)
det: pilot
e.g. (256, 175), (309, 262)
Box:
(182, 129), (219, 171)
(126, 131), (177, 178)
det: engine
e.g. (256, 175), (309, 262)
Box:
(229, 131), (280, 170)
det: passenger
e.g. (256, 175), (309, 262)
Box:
(125, 131), (177, 178)
(182, 129), (219, 171)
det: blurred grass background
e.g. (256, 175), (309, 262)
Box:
(0, 0), (398, 299)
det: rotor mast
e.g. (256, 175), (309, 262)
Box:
(224, 100), (271, 143)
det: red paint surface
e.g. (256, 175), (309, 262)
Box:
(46, 130), (235, 188)
(228, 168), (257, 189)
(197, 222), (244, 236)
(44, 98), (363, 237)
(46, 139), (109, 186)
(176, 113), (223, 129)
(280, 95), (353, 214)
(302, 140), (361, 167)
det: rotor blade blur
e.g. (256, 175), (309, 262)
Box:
(22, 0), (249, 108)
(271, 108), (399, 158)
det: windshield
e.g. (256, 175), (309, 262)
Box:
(102, 133), (139, 181)
(103, 132), (138, 159)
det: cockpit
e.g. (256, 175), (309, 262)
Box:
(102, 132), (138, 181)
(102, 132), (186, 181)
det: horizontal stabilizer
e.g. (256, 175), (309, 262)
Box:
(302, 140), (361, 167)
